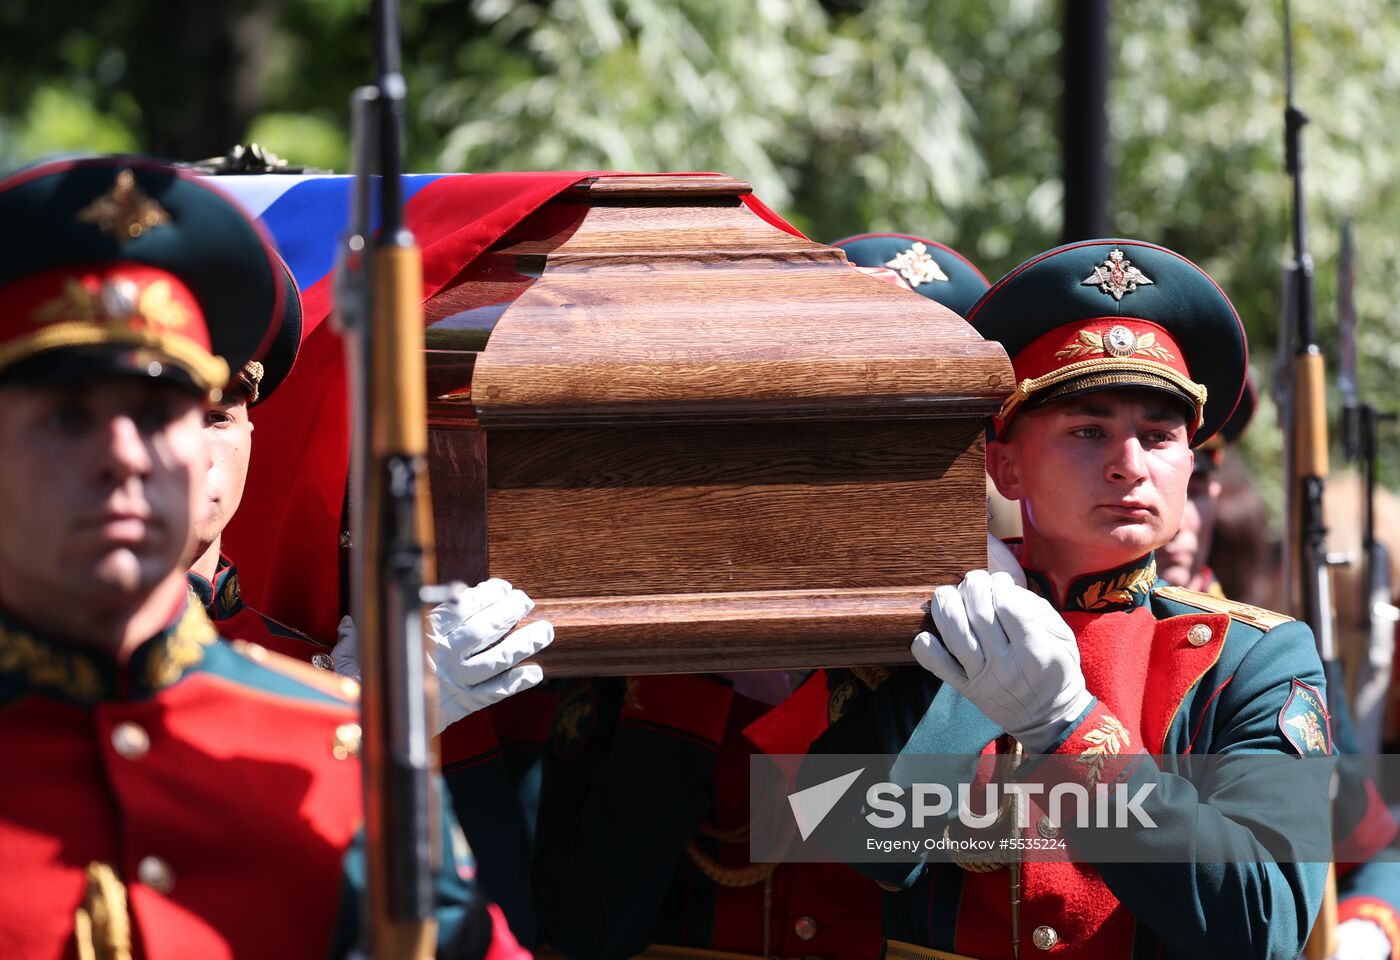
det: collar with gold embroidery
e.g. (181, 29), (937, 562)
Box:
(1021, 551), (1160, 614)
(186, 556), (245, 622)
(0, 601), (218, 706)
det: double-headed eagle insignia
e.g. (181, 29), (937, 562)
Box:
(1082, 248), (1153, 301)
(885, 242), (950, 287)
(77, 169), (171, 243)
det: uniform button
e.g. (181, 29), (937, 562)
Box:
(794, 916), (818, 941)
(1037, 815), (1059, 839)
(138, 856), (175, 894)
(111, 722), (150, 760)
(311, 653), (334, 671)
(1187, 623), (1213, 646)
(1032, 925), (1058, 951)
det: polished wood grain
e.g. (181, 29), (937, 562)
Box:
(427, 428), (488, 587)
(525, 585), (945, 677)
(470, 201), (1008, 424)
(485, 420), (983, 597)
(424, 174), (1013, 675)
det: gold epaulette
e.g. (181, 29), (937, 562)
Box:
(1152, 585), (1295, 631)
(227, 639), (360, 702)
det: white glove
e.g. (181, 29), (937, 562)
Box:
(987, 533), (1027, 588)
(1331, 918), (1393, 960)
(332, 615), (361, 678)
(428, 578), (553, 731)
(911, 569), (1092, 753)
(330, 578), (554, 734)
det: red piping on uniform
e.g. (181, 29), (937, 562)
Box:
(1184, 673), (1236, 754)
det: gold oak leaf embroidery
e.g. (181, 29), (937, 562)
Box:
(828, 681), (857, 724)
(0, 622), (103, 700)
(1077, 563), (1157, 611)
(1054, 329), (1176, 363)
(134, 280), (191, 333)
(30, 279), (100, 326)
(555, 698), (591, 744)
(1054, 330), (1105, 362)
(1131, 331), (1175, 361)
(1078, 715), (1131, 786)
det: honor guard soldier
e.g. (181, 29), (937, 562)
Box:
(812, 239), (1333, 959)
(0, 156), (522, 959)
(185, 253), (332, 663)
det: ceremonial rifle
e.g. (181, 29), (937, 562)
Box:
(1279, 5), (1341, 957)
(337, 1), (440, 954)
(1279, 0), (1340, 710)
(1337, 217), (1399, 761)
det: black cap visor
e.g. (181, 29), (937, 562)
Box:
(0, 343), (212, 396)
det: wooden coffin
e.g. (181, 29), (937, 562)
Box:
(423, 175), (1013, 676)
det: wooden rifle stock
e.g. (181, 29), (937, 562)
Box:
(357, 241), (439, 959)
(343, 1), (441, 955)
(1280, 3), (1338, 956)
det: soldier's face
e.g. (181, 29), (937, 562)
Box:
(987, 389), (1193, 575)
(0, 378), (207, 615)
(193, 394), (253, 553)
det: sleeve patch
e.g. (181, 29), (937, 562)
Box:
(1279, 678), (1332, 757)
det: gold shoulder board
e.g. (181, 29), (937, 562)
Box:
(1153, 585), (1295, 632)
(228, 639), (360, 702)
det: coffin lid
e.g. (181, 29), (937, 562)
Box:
(427, 175), (1013, 428)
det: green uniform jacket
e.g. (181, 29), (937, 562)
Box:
(810, 554), (1332, 960)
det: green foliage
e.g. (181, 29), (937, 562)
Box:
(1, 86), (138, 169)
(245, 112), (348, 172)
(6, 0), (1400, 500)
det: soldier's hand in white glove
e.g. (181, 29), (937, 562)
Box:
(331, 614), (361, 679)
(429, 578), (553, 732)
(329, 578), (554, 734)
(1330, 918), (1392, 960)
(911, 569), (1092, 753)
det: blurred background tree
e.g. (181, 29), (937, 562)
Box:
(3, 0), (1398, 500)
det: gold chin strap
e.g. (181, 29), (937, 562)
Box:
(998, 359), (1208, 433)
(74, 861), (132, 960)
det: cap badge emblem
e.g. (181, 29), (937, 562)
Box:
(1104, 324), (1137, 357)
(1054, 326), (1176, 363)
(885, 241), (950, 286)
(77, 169), (171, 243)
(31, 277), (192, 333)
(1082, 247), (1153, 301)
